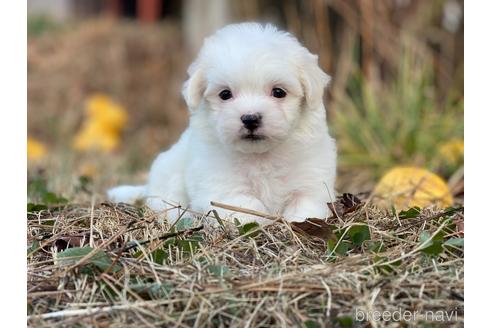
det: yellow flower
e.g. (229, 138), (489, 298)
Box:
(74, 120), (120, 152)
(438, 139), (464, 165)
(373, 166), (453, 210)
(73, 94), (128, 152)
(86, 94), (128, 129)
(27, 137), (47, 161)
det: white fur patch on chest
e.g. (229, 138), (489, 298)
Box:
(240, 157), (292, 213)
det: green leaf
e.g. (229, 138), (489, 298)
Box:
(327, 239), (349, 256)
(421, 243), (444, 255)
(43, 192), (58, 204)
(149, 282), (172, 298)
(327, 239), (337, 255)
(444, 237), (464, 247)
(129, 282), (173, 299)
(177, 239), (199, 254)
(208, 265), (230, 277)
(398, 207), (421, 219)
(27, 241), (40, 255)
(150, 248), (168, 265)
(197, 256), (209, 265)
(237, 222), (261, 237)
(373, 255), (401, 274)
(28, 176), (68, 205)
(27, 203), (47, 212)
(337, 241), (350, 255)
(98, 281), (118, 299)
(57, 246), (121, 272)
(420, 231), (431, 242)
(303, 320), (320, 328)
(347, 224), (371, 246)
(336, 316), (354, 327)
(175, 217), (195, 231)
(419, 231), (445, 256)
(367, 241), (385, 253)
(442, 206), (464, 217)
(163, 237), (177, 247)
(42, 191), (68, 205)
(210, 209), (226, 231)
(334, 228), (346, 240)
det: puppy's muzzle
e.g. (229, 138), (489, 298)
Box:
(241, 113), (262, 131)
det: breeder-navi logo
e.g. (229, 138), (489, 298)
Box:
(355, 307), (460, 323)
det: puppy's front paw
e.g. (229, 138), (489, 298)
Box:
(107, 185), (146, 204)
(283, 200), (330, 223)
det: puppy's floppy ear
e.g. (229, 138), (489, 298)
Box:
(299, 53), (331, 110)
(182, 61), (206, 111)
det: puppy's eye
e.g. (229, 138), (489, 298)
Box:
(218, 89), (233, 101)
(271, 88), (287, 98)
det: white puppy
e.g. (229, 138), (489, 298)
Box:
(108, 23), (337, 224)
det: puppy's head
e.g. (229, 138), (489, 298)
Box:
(183, 23), (330, 154)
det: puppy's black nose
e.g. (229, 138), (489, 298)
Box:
(241, 114), (262, 131)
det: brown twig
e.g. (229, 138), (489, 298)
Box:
(210, 201), (279, 221)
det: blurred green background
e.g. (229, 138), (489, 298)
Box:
(27, 0), (463, 202)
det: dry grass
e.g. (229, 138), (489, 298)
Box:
(27, 200), (464, 327)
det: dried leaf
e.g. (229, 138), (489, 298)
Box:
(340, 192), (362, 209)
(327, 201), (345, 218)
(53, 235), (89, 252)
(373, 166), (453, 210)
(327, 193), (362, 218)
(291, 218), (335, 240)
(456, 220), (464, 235)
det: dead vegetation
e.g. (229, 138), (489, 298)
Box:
(27, 198), (464, 327)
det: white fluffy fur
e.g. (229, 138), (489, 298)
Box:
(108, 22), (337, 224)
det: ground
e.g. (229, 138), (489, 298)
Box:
(27, 191), (464, 327)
